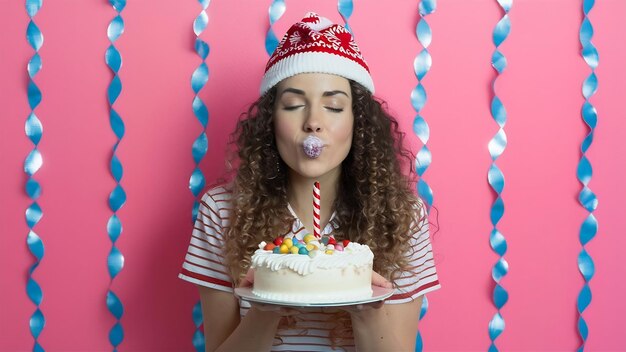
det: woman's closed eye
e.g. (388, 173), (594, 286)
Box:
(282, 105), (343, 113)
(325, 107), (344, 113)
(283, 105), (304, 111)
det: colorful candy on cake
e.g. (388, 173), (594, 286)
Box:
(250, 234), (374, 303)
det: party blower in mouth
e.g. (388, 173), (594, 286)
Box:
(302, 135), (325, 159)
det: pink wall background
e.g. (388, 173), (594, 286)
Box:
(1, 0), (625, 351)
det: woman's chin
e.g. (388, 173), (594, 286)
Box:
(287, 162), (341, 181)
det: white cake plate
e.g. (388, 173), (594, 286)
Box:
(234, 285), (395, 307)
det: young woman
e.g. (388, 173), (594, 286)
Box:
(179, 12), (440, 351)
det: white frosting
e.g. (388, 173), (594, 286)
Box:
(250, 242), (373, 275)
(250, 242), (374, 303)
(252, 270), (373, 302)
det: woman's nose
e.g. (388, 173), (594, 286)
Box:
(303, 109), (323, 132)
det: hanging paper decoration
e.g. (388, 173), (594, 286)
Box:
(25, 0), (45, 351)
(413, 2), (436, 220)
(190, 0), (210, 223)
(412, 1), (436, 351)
(577, 0), (599, 350)
(190, 1), (211, 351)
(266, 0), (286, 56)
(105, 0), (126, 350)
(337, 0), (353, 34)
(488, 1), (512, 351)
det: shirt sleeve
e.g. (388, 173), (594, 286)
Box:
(386, 199), (441, 304)
(179, 191), (234, 293)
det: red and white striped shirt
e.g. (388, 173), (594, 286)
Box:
(179, 186), (440, 351)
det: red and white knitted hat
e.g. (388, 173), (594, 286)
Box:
(260, 12), (374, 95)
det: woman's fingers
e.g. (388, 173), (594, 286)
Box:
(371, 271), (392, 288)
(328, 300), (384, 314)
(358, 300), (384, 310)
(239, 268), (255, 288)
(251, 302), (301, 316)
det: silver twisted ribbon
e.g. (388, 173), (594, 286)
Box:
(25, 1), (45, 350)
(412, 1), (436, 351)
(265, 0), (286, 55)
(337, 0), (353, 34)
(488, 1), (512, 351)
(105, 0), (126, 349)
(577, 0), (598, 350)
(190, 1), (211, 351)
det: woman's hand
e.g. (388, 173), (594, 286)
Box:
(249, 302), (302, 318)
(239, 268), (255, 288)
(371, 271), (393, 289)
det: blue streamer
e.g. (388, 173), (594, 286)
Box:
(266, 0), (286, 55)
(488, 1), (511, 351)
(25, 1), (45, 351)
(190, 1), (211, 351)
(412, 1), (436, 351)
(337, 0), (354, 34)
(106, 0), (126, 349)
(577, 1), (598, 350)
(192, 301), (205, 350)
(191, 0), (210, 224)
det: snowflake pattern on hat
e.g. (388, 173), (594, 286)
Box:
(260, 12), (375, 95)
(266, 13), (368, 72)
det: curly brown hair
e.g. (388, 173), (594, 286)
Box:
(223, 79), (426, 285)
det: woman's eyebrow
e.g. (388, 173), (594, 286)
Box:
(279, 88), (306, 97)
(322, 90), (349, 98)
(279, 88), (349, 98)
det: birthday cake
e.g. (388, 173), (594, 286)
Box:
(250, 234), (374, 303)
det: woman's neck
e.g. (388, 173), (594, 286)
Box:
(287, 168), (341, 236)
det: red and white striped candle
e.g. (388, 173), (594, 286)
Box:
(313, 181), (321, 238)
